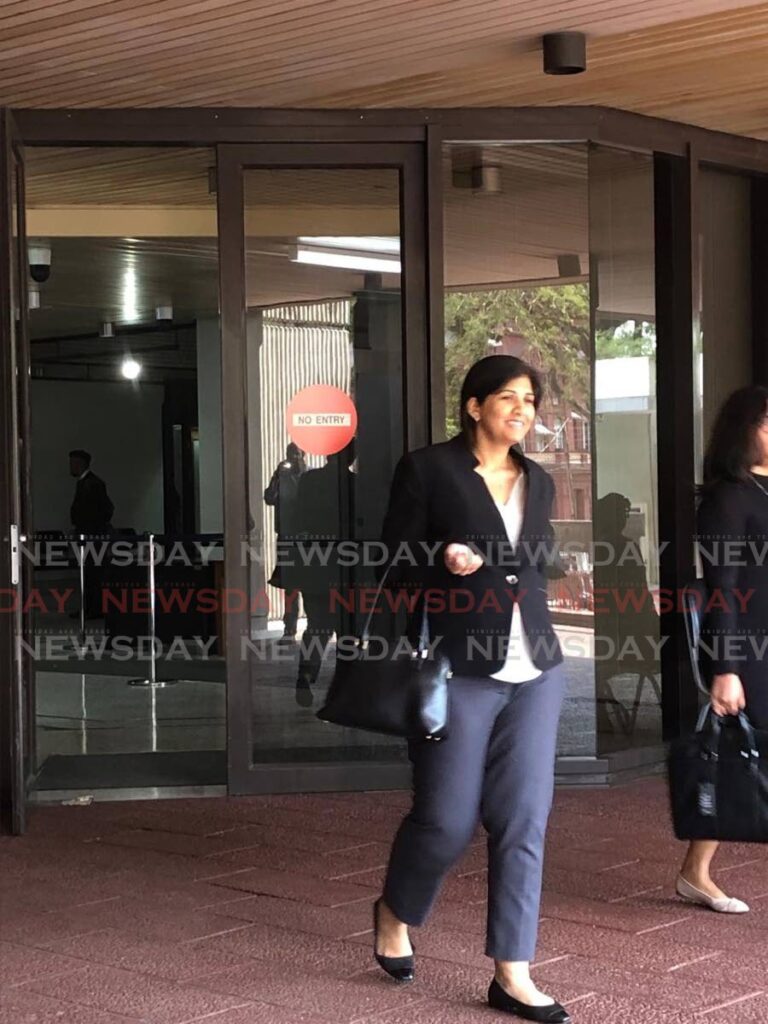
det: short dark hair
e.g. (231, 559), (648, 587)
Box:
(69, 449), (91, 466)
(459, 355), (543, 442)
(702, 385), (768, 491)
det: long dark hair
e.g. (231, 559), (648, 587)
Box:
(459, 355), (543, 444)
(701, 385), (768, 491)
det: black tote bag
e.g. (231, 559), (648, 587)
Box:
(316, 565), (451, 741)
(668, 705), (768, 842)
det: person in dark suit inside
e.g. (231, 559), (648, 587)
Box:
(69, 449), (114, 618)
(69, 449), (114, 534)
(264, 442), (306, 642)
(291, 442), (355, 707)
(593, 491), (660, 735)
(372, 356), (570, 1023)
(676, 385), (768, 914)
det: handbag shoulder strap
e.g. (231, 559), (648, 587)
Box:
(696, 704), (722, 755)
(360, 562), (428, 651)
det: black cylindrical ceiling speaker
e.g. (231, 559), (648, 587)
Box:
(543, 32), (586, 75)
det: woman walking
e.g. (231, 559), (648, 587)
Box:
(373, 356), (570, 1022)
(677, 385), (768, 913)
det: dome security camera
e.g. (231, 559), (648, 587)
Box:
(28, 241), (52, 284)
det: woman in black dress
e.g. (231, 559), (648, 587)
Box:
(677, 385), (768, 913)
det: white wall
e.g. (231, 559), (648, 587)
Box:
(31, 379), (164, 533)
(196, 317), (223, 532)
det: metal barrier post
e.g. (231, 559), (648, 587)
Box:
(129, 533), (175, 688)
(74, 533), (87, 655)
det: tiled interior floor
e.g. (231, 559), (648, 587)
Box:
(5, 780), (761, 1024)
(35, 634), (661, 788)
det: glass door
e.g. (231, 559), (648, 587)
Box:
(217, 143), (427, 794)
(0, 110), (34, 834)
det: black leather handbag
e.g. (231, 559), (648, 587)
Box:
(668, 705), (768, 842)
(316, 566), (452, 741)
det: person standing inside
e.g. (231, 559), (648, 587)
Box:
(676, 385), (768, 913)
(372, 356), (570, 1023)
(264, 442), (307, 641)
(69, 449), (114, 534)
(69, 449), (114, 618)
(291, 443), (355, 707)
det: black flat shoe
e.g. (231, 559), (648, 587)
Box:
(488, 979), (571, 1023)
(372, 899), (414, 984)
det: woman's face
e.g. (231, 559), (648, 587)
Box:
(755, 406), (768, 465)
(469, 375), (536, 447)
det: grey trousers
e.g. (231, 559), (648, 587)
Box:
(382, 666), (565, 962)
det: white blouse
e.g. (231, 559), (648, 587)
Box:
(489, 473), (543, 684)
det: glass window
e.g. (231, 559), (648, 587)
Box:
(242, 167), (407, 768)
(25, 147), (225, 790)
(590, 145), (660, 754)
(442, 141), (659, 757)
(443, 143), (596, 757)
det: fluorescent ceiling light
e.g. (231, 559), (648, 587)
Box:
(121, 268), (139, 323)
(298, 236), (400, 254)
(294, 248), (401, 274)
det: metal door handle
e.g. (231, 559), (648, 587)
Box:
(10, 524), (19, 585)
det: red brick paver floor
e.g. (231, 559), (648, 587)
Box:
(1, 779), (766, 1023)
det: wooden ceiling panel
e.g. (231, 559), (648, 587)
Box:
(0, 1), (766, 138)
(308, 6), (768, 140)
(25, 147), (214, 206)
(244, 167), (399, 208)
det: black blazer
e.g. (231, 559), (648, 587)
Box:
(71, 472), (114, 534)
(381, 434), (564, 676)
(698, 475), (768, 679)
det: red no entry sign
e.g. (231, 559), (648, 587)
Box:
(285, 385), (357, 456)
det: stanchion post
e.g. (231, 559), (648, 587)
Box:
(129, 532), (176, 688)
(148, 531), (158, 687)
(76, 533), (86, 652)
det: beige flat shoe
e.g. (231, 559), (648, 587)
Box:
(676, 875), (750, 914)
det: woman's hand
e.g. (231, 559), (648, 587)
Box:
(710, 673), (746, 716)
(444, 543), (484, 576)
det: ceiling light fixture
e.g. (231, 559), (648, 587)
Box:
(471, 163), (502, 194)
(294, 249), (401, 274)
(557, 254), (582, 277)
(155, 304), (173, 322)
(99, 321), (114, 339)
(543, 32), (587, 75)
(120, 357), (142, 380)
(121, 268), (139, 323)
(292, 236), (401, 273)
(452, 150), (502, 194)
(298, 236), (400, 254)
